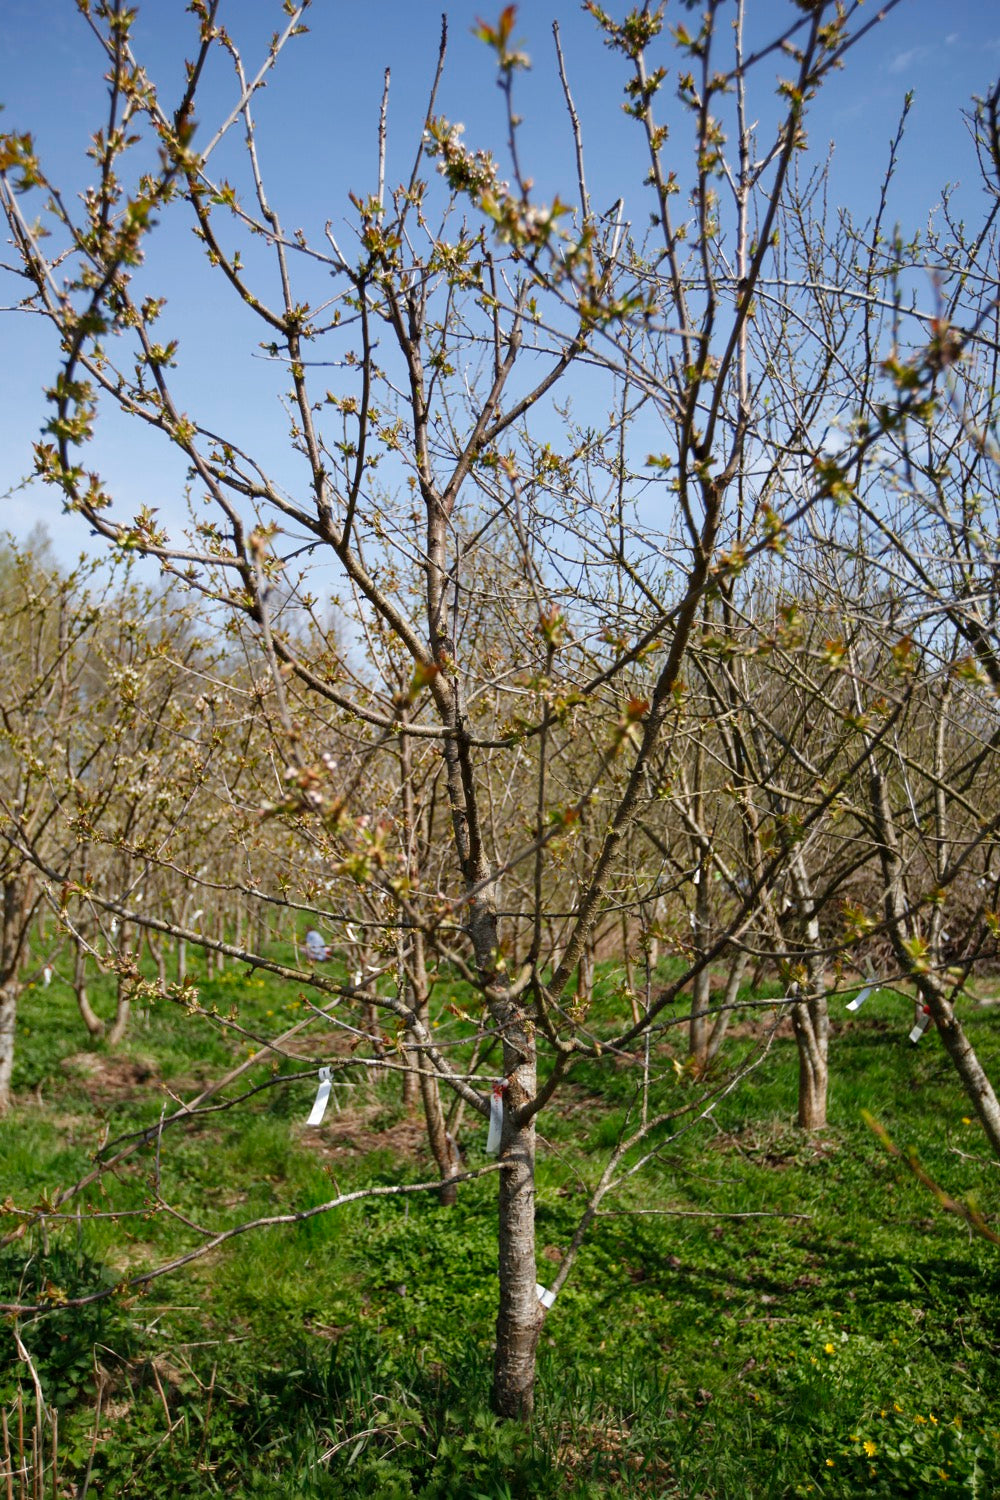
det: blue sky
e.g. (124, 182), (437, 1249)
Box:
(2, 0), (1000, 566)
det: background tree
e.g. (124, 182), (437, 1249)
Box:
(0, 543), (137, 1106)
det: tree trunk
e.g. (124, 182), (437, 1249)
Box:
(689, 864), (712, 1069)
(396, 713), (462, 1201)
(646, 904), (661, 977)
(705, 949), (749, 1064)
(396, 914), (418, 1110)
(621, 911), (635, 1004)
(107, 989), (131, 1047)
(419, 1052), (461, 1206)
(0, 982), (17, 1113)
(788, 851), (829, 1130)
(0, 872), (35, 1111)
(687, 724), (712, 1068)
(361, 985), (384, 1076)
(402, 1024), (421, 1109)
(576, 937), (594, 1009)
(146, 929), (167, 990)
(74, 944), (104, 1038)
(492, 1011), (539, 1419)
(107, 922), (132, 1047)
(792, 992), (828, 1130)
(915, 972), (1000, 1157)
(401, 935), (462, 1203)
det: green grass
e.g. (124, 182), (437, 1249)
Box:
(2, 959), (999, 1495)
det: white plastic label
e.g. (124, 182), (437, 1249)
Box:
(43, 966), (52, 987)
(306, 1065), (332, 1125)
(909, 1009), (932, 1044)
(846, 985), (873, 1012)
(536, 1283), (556, 1309)
(486, 1080), (507, 1154)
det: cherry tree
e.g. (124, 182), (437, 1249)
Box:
(0, 0), (922, 1415)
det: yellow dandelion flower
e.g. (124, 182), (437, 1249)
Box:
(863, 1440), (877, 1457)
(915, 1415), (927, 1425)
(929, 1414), (938, 1425)
(825, 1459), (834, 1468)
(824, 1342), (835, 1354)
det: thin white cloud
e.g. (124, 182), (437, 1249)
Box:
(887, 45), (930, 75)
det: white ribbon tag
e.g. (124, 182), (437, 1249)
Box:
(306, 1066), (332, 1125)
(43, 966), (52, 987)
(485, 1080), (507, 1154)
(909, 1009), (932, 1045)
(846, 985), (873, 1012)
(536, 1283), (556, 1309)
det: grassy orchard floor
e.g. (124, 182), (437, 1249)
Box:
(2, 954), (999, 1497)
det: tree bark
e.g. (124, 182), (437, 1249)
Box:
(705, 950), (750, 1064)
(916, 973), (1000, 1155)
(792, 993), (829, 1131)
(74, 944), (104, 1038)
(404, 923), (462, 1204)
(146, 929), (167, 990)
(689, 864), (713, 1070)
(0, 982), (17, 1113)
(402, 1023), (421, 1110)
(491, 1009), (540, 1419)
(788, 852), (829, 1131)
(419, 1055), (461, 1206)
(107, 921), (132, 1047)
(576, 937), (594, 1009)
(0, 872), (35, 1112)
(397, 698), (468, 1203)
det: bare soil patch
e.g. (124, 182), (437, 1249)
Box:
(303, 1098), (428, 1162)
(61, 1050), (160, 1104)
